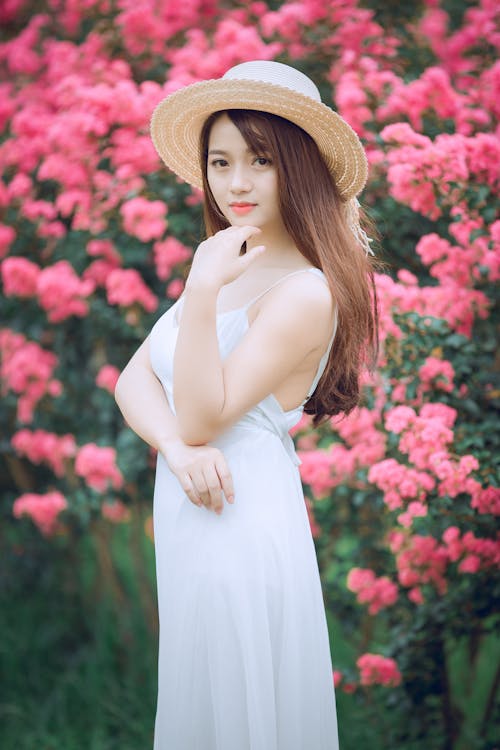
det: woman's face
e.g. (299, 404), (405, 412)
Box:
(206, 113), (283, 233)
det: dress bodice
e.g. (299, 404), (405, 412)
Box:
(149, 267), (337, 466)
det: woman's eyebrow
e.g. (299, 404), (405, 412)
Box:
(208, 147), (255, 156)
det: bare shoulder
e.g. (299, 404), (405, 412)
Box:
(253, 270), (336, 347)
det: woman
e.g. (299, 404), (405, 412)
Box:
(115, 60), (378, 750)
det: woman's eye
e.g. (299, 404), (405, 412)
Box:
(254, 156), (271, 166)
(210, 158), (228, 168)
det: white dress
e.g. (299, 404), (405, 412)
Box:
(149, 266), (339, 750)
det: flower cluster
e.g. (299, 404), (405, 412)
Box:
(13, 490), (68, 536)
(356, 653), (402, 687)
(2, 257), (95, 321)
(74, 443), (124, 492)
(106, 268), (158, 313)
(1, 0), (498, 714)
(96, 365), (120, 394)
(153, 237), (192, 281)
(101, 499), (131, 523)
(11, 429), (77, 476)
(346, 567), (398, 615)
(368, 458), (435, 514)
(391, 533), (449, 600)
(0, 328), (62, 422)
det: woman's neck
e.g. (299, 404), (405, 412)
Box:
(245, 226), (304, 269)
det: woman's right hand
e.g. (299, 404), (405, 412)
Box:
(159, 437), (235, 515)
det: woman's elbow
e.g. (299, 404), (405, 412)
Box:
(177, 411), (217, 445)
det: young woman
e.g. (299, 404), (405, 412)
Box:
(115, 60), (378, 750)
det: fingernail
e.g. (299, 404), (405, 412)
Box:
(227, 495), (234, 504)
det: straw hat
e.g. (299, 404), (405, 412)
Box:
(150, 60), (374, 254)
(150, 60), (368, 202)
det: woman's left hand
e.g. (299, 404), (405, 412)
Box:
(186, 225), (266, 290)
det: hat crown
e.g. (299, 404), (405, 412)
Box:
(222, 61), (321, 103)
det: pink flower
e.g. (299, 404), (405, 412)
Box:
(357, 653), (402, 687)
(7, 172), (33, 200)
(96, 364), (120, 394)
(333, 670), (343, 688)
(298, 449), (336, 498)
(381, 123), (431, 148)
(0, 328), (62, 423)
(120, 197), (167, 242)
(397, 500), (427, 529)
(368, 458), (435, 511)
(418, 357), (455, 393)
(385, 406), (416, 434)
(442, 526), (463, 562)
(86, 239), (122, 264)
(408, 587), (424, 605)
(419, 403), (457, 428)
(1, 256), (40, 297)
(166, 277), (185, 299)
(83, 259), (121, 287)
(0, 224), (16, 259)
(416, 233), (452, 265)
(13, 490), (67, 536)
(346, 567), (398, 615)
(458, 554), (481, 573)
(101, 499), (131, 523)
(106, 268), (158, 312)
(395, 534), (449, 595)
(37, 260), (95, 322)
(74, 443), (123, 492)
(11, 428), (76, 476)
(436, 455), (480, 498)
(153, 237), (192, 280)
(471, 486), (500, 515)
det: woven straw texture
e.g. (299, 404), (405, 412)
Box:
(150, 78), (368, 201)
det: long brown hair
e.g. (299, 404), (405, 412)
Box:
(200, 109), (380, 426)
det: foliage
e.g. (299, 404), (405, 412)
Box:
(1, 1), (499, 748)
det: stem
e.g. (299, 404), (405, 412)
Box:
(92, 520), (127, 609)
(4, 453), (35, 492)
(129, 503), (158, 637)
(480, 658), (500, 738)
(437, 632), (457, 750)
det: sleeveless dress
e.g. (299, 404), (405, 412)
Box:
(149, 266), (339, 750)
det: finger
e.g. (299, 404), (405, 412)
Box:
(214, 455), (235, 505)
(226, 225), (262, 240)
(190, 469), (212, 509)
(179, 474), (203, 507)
(201, 466), (224, 514)
(243, 245), (266, 264)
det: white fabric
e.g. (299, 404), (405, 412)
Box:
(223, 60), (322, 102)
(149, 267), (339, 750)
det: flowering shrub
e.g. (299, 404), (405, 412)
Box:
(1, 1), (498, 747)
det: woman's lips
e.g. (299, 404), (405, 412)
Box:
(230, 203), (256, 215)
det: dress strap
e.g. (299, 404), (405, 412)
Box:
(242, 267), (325, 310)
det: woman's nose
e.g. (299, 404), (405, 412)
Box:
(229, 164), (252, 193)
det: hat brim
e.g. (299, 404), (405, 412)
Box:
(150, 78), (368, 202)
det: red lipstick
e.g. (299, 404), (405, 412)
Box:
(230, 203), (256, 216)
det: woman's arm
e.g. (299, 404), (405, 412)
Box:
(174, 273), (334, 445)
(114, 335), (179, 456)
(173, 225), (335, 445)
(114, 335), (235, 515)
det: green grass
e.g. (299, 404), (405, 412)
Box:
(1, 513), (498, 749)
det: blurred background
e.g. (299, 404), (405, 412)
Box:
(1, 1), (499, 748)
